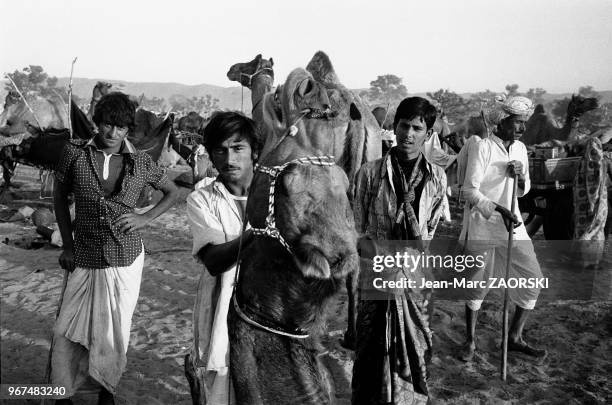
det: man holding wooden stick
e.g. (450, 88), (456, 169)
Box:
(459, 96), (547, 362)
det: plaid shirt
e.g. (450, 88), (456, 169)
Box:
(353, 151), (447, 241)
(55, 138), (168, 269)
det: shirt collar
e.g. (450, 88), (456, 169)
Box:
(489, 134), (516, 155)
(85, 137), (136, 154)
(382, 149), (434, 194)
(384, 149), (432, 175)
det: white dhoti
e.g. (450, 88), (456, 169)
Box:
(461, 213), (541, 311)
(51, 249), (144, 397)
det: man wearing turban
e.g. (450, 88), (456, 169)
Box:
(459, 95), (547, 361)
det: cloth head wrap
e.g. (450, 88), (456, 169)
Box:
(483, 94), (534, 128)
(381, 129), (396, 143)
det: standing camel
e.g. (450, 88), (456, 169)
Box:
(522, 95), (598, 145)
(226, 52), (381, 352)
(230, 61), (367, 404)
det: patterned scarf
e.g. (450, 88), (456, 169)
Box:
(389, 148), (425, 240)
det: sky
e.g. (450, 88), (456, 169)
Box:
(2, 0), (612, 94)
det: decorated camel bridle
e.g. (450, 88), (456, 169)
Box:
(232, 104), (340, 339)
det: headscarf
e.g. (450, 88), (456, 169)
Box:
(482, 94), (534, 132)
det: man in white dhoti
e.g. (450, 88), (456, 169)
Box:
(460, 96), (547, 361)
(186, 111), (261, 405)
(52, 92), (179, 404)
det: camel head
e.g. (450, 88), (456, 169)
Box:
(92, 81), (112, 101)
(227, 54), (274, 88)
(567, 94), (599, 126)
(177, 111), (207, 134)
(273, 162), (358, 280)
(258, 51), (381, 182)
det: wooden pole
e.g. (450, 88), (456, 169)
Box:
(67, 57), (77, 139)
(501, 175), (519, 381)
(4, 73), (43, 129)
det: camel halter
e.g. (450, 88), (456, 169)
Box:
(232, 106), (339, 339)
(231, 155), (335, 340)
(251, 155), (336, 253)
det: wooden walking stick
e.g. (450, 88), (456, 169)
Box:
(501, 174), (519, 381)
(67, 57), (78, 139)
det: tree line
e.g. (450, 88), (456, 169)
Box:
(4, 66), (610, 131)
(4, 65), (220, 117)
(362, 74), (610, 132)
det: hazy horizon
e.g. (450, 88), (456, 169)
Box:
(2, 0), (611, 94)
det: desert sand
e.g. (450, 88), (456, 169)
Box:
(1, 165), (610, 405)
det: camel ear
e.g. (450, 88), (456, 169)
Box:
(306, 51), (340, 86)
(298, 79), (314, 97)
(294, 245), (331, 279)
(270, 58), (274, 66)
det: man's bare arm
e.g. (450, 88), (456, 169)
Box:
(141, 180), (180, 222)
(54, 180), (75, 271)
(198, 230), (254, 276)
(115, 179), (180, 234)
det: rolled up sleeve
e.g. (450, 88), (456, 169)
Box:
(463, 140), (496, 219)
(186, 192), (226, 262)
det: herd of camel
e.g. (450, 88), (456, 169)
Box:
(1, 52), (610, 404)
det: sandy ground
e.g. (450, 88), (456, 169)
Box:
(1, 165), (610, 405)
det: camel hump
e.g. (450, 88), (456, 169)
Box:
(306, 51), (340, 86)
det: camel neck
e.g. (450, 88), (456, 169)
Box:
(251, 74), (273, 100)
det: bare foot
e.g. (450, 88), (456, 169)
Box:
(459, 341), (476, 362)
(508, 338), (547, 358)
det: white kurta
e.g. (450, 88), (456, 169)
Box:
(422, 131), (455, 222)
(186, 177), (248, 404)
(461, 135), (541, 310)
(423, 131), (457, 170)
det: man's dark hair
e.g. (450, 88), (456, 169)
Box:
(92, 92), (136, 131)
(203, 111), (262, 159)
(393, 97), (437, 130)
